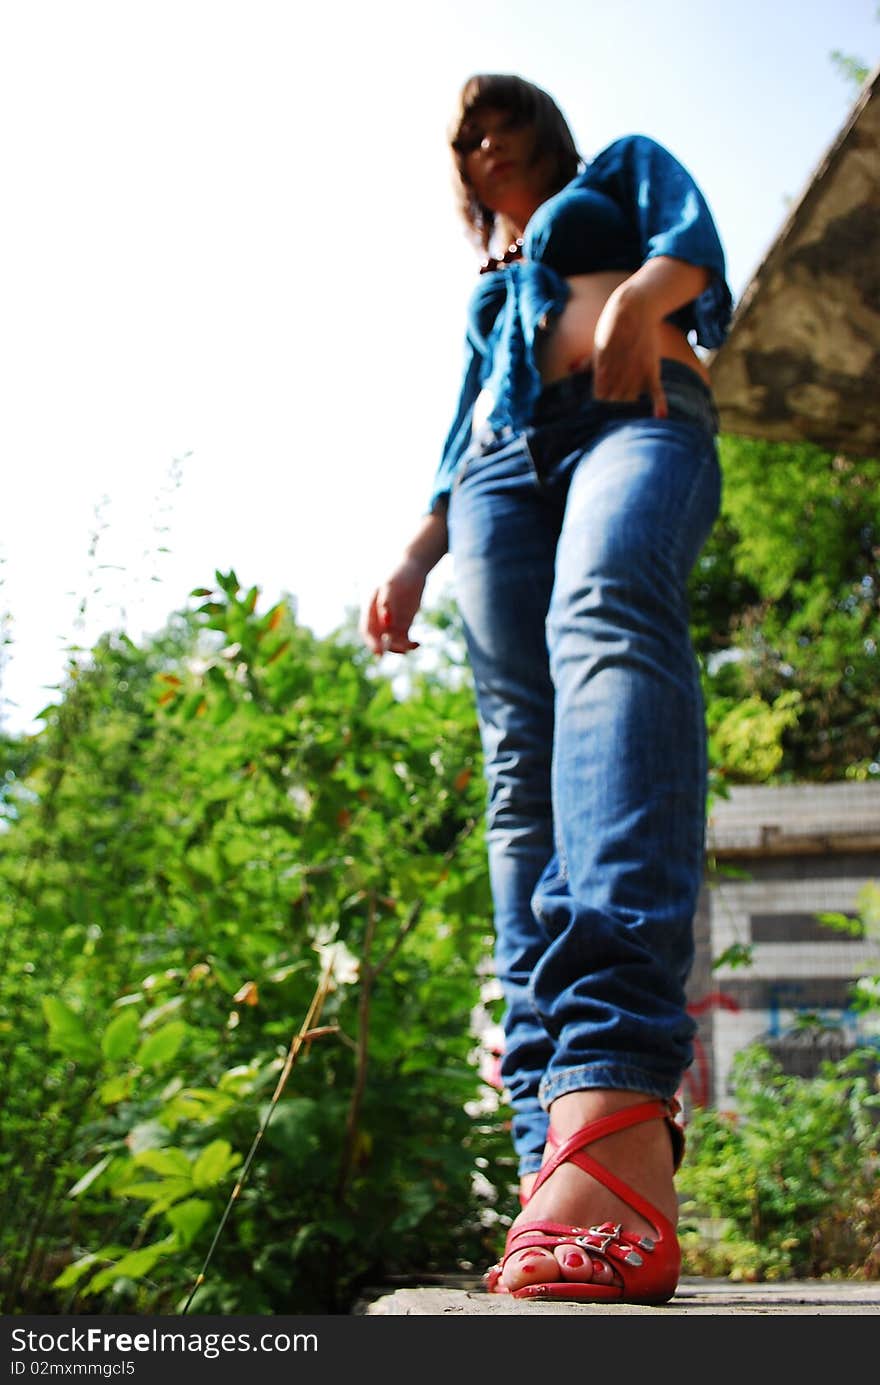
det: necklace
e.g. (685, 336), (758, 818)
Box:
(479, 238), (524, 275)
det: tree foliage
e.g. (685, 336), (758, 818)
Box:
(690, 436), (880, 783)
(0, 576), (511, 1314)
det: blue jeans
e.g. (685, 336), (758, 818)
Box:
(447, 362), (721, 1175)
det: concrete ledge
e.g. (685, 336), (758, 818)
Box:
(355, 1275), (880, 1316)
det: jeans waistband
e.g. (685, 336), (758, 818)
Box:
(531, 359), (719, 435)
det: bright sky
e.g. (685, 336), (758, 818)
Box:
(2, 0), (878, 734)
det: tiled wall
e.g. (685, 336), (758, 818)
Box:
(683, 783), (880, 1112)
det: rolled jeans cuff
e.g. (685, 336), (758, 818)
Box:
(517, 1152), (544, 1177)
(538, 1062), (680, 1112)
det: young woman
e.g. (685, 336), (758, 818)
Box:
(361, 73), (731, 1304)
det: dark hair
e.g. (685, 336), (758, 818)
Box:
(449, 74), (581, 254)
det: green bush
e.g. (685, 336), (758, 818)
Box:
(0, 574), (512, 1314)
(679, 1044), (880, 1281)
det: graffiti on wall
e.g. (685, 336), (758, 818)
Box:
(681, 990), (740, 1109)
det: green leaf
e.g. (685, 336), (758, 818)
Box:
(133, 1147), (193, 1179)
(135, 1021), (187, 1070)
(101, 1009), (140, 1060)
(223, 838), (254, 866)
(118, 1177), (193, 1213)
(125, 1120), (171, 1156)
(712, 943), (754, 971)
(166, 1198), (212, 1247)
(259, 1097), (320, 1159)
(99, 1072), (134, 1103)
(288, 1224), (318, 1258)
(816, 911), (863, 938)
(42, 997), (99, 1064)
(86, 1237), (177, 1292)
(182, 691), (207, 720)
(68, 1154), (113, 1199)
(192, 1139), (240, 1190)
(209, 695), (236, 726)
(217, 1063), (262, 1094)
(53, 1252), (113, 1290)
(140, 995), (185, 1028)
(161, 1087), (235, 1131)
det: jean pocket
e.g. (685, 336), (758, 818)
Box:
(664, 388), (719, 437)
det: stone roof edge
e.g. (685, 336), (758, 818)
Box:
(707, 779), (880, 853)
(707, 62), (880, 366)
(707, 829), (880, 858)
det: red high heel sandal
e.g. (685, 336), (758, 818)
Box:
(485, 1098), (684, 1304)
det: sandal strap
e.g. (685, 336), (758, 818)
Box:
(545, 1097), (681, 1151)
(530, 1098), (681, 1229)
(545, 1097), (684, 1164)
(500, 1217), (661, 1272)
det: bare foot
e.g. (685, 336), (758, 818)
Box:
(500, 1089), (678, 1294)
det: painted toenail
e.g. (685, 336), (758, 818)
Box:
(564, 1253), (584, 1269)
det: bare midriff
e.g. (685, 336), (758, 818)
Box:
(537, 269), (711, 386)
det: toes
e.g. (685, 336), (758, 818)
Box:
(552, 1244), (617, 1285)
(499, 1244), (620, 1293)
(501, 1247), (560, 1292)
(553, 1243), (595, 1281)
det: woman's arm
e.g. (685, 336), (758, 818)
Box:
(360, 506), (449, 655)
(592, 255), (710, 416)
(582, 135), (731, 415)
(362, 296), (488, 656)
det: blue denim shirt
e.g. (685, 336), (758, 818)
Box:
(429, 134), (732, 512)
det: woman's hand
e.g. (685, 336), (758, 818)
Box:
(360, 507), (450, 656)
(592, 279), (668, 418)
(361, 557), (428, 655)
(592, 257), (711, 419)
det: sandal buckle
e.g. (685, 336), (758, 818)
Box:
(576, 1223), (624, 1254)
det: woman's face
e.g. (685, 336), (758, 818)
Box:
(457, 107), (552, 227)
